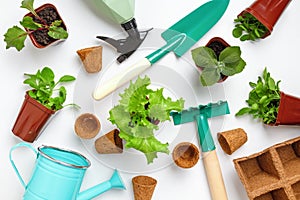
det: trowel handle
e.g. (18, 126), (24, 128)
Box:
(93, 58), (151, 100)
(202, 150), (228, 200)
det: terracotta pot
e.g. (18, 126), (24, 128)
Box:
(12, 92), (55, 142)
(273, 92), (300, 126)
(25, 3), (67, 48)
(198, 37), (230, 82)
(239, 0), (291, 38)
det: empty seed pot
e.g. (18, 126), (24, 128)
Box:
(218, 128), (248, 155)
(172, 142), (200, 168)
(95, 129), (123, 154)
(74, 113), (101, 139)
(132, 175), (157, 200)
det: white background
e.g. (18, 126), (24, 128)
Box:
(1, 0), (300, 199)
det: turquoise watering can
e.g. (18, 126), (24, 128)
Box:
(9, 142), (126, 200)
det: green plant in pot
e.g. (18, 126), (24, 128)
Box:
(233, 0), (291, 41)
(4, 0), (68, 51)
(236, 68), (300, 126)
(191, 37), (246, 86)
(108, 76), (185, 164)
(12, 67), (77, 142)
(232, 13), (269, 41)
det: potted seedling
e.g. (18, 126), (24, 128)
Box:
(233, 0), (291, 41)
(236, 68), (300, 126)
(191, 37), (246, 86)
(12, 67), (77, 142)
(4, 0), (68, 51)
(108, 76), (185, 164)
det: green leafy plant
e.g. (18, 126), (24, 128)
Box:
(109, 76), (185, 164)
(236, 68), (281, 124)
(232, 13), (269, 41)
(191, 46), (246, 86)
(24, 67), (77, 111)
(4, 0), (68, 51)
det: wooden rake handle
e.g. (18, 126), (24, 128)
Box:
(202, 150), (228, 200)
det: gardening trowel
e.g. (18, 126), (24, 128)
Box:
(93, 0), (230, 100)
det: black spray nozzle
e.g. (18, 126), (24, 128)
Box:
(97, 18), (152, 63)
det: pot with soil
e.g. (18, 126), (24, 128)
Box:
(4, 0), (68, 51)
(191, 37), (247, 86)
(12, 67), (77, 142)
(233, 0), (291, 41)
(236, 68), (300, 126)
(26, 3), (67, 48)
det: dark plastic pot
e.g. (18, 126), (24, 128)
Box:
(204, 37), (230, 82)
(25, 3), (67, 48)
(273, 92), (300, 126)
(12, 91), (55, 142)
(239, 0), (291, 38)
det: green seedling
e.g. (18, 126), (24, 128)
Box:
(4, 0), (68, 51)
(191, 46), (246, 86)
(108, 76), (184, 164)
(24, 67), (77, 111)
(232, 13), (269, 41)
(236, 68), (281, 124)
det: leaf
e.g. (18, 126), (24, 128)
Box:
(148, 104), (169, 122)
(232, 27), (243, 38)
(119, 76), (151, 108)
(48, 26), (68, 39)
(235, 107), (252, 116)
(263, 67), (268, 81)
(58, 75), (76, 83)
(23, 78), (37, 89)
(240, 34), (250, 41)
(148, 90), (184, 122)
(28, 90), (37, 98)
(51, 20), (62, 27)
(119, 131), (169, 164)
(40, 67), (55, 83)
(20, 16), (41, 30)
(219, 47), (241, 64)
(249, 82), (256, 88)
(58, 86), (67, 103)
(4, 26), (27, 51)
(191, 47), (217, 68)
(268, 77), (276, 91)
(200, 68), (220, 86)
(222, 59), (246, 76)
(20, 0), (35, 13)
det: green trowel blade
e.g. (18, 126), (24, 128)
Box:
(161, 0), (229, 57)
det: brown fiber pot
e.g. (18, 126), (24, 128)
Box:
(12, 92), (55, 142)
(25, 3), (67, 48)
(239, 0), (291, 38)
(273, 92), (300, 126)
(201, 37), (230, 83)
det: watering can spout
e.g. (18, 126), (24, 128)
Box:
(77, 169), (126, 200)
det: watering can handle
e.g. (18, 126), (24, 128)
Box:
(9, 142), (38, 188)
